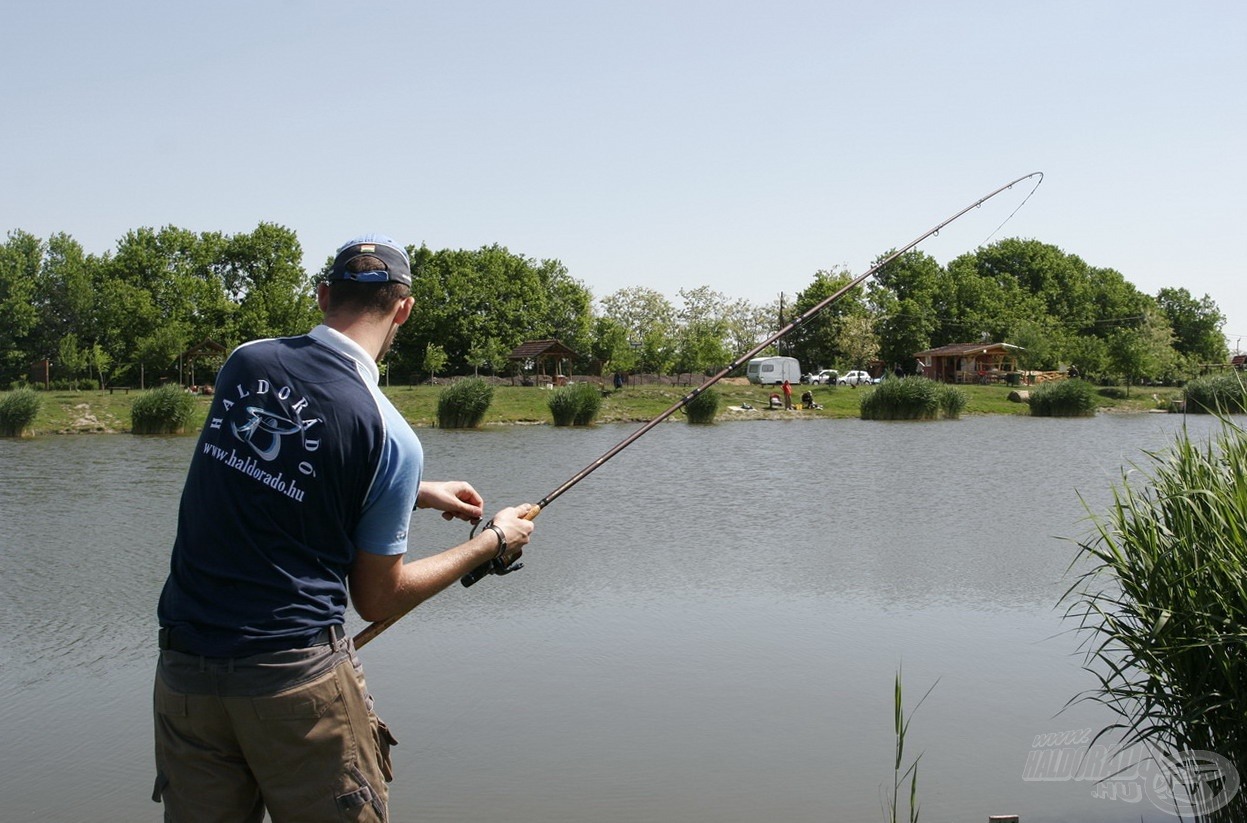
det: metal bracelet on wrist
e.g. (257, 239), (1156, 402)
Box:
(485, 523), (507, 560)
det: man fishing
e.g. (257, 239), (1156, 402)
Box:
(153, 233), (536, 821)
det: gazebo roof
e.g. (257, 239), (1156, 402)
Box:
(183, 337), (227, 361)
(507, 339), (579, 361)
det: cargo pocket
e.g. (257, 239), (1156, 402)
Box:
(371, 714), (398, 783)
(335, 764), (386, 821)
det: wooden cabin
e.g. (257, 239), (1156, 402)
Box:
(913, 342), (1023, 384)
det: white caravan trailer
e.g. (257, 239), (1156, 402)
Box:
(745, 356), (801, 385)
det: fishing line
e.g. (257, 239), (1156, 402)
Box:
(354, 171), (1045, 649)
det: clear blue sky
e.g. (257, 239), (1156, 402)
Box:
(4, 1), (1244, 351)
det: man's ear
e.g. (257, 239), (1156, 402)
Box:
(393, 295), (415, 326)
(316, 282), (331, 312)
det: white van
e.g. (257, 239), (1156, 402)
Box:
(745, 356), (802, 385)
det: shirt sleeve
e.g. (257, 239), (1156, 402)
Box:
(354, 395), (424, 555)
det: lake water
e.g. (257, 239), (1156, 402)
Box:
(0, 411), (1234, 822)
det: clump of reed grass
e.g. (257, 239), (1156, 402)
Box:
(1029, 378), (1097, 417)
(130, 384), (197, 434)
(860, 376), (964, 421)
(684, 387), (720, 424)
(0, 387), (41, 437)
(1062, 418), (1247, 822)
(548, 381), (602, 426)
(1183, 373), (1247, 415)
(437, 378), (494, 428)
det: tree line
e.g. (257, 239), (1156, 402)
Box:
(0, 224), (1228, 390)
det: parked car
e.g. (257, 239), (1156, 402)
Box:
(839, 370), (873, 386)
(803, 369), (839, 385)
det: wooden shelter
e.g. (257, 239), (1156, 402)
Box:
(507, 339), (579, 383)
(180, 337), (227, 389)
(913, 342), (1022, 384)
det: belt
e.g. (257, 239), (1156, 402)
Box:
(158, 624), (346, 655)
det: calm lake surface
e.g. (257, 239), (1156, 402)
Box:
(0, 412), (1234, 822)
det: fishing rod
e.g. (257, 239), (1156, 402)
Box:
(353, 171), (1044, 648)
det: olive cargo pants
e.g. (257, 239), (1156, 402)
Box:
(153, 641), (396, 822)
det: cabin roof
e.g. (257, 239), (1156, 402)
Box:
(913, 342), (1023, 358)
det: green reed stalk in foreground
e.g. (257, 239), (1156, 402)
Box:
(1062, 418), (1247, 822)
(884, 669), (936, 823)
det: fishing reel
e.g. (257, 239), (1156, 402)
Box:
(461, 519), (524, 587)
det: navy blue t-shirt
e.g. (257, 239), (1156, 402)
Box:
(158, 327), (422, 656)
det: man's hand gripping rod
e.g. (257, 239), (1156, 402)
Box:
(354, 172), (1043, 649)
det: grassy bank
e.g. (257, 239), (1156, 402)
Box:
(13, 379), (1187, 436)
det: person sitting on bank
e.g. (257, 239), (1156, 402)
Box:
(769, 392), (783, 409)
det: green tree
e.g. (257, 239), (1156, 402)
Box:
(221, 223), (316, 343)
(0, 230), (43, 383)
(33, 233), (99, 362)
(674, 286), (732, 374)
(788, 267), (866, 370)
(1155, 286), (1227, 364)
(1062, 334), (1109, 381)
(836, 313), (880, 370)
(1106, 311), (1175, 396)
(590, 316), (637, 376)
(597, 286), (677, 374)
(87, 341), (115, 390)
(869, 251), (942, 372)
(400, 245), (592, 380)
(57, 333), (88, 382)
(423, 342), (448, 381)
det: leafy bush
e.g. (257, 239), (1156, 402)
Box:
(44, 378), (98, 391)
(1097, 386), (1129, 400)
(548, 382), (602, 426)
(0, 388), (41, 437)
(684, 388), (720, 424)
(1184, 373), (1247, 415)
(859, 376), (964, 421)
(1063, 420), (1247, 822)
(1029, 379), (1097, 417)
(437, 378), (494, 428)
(130, 384), (197, 434)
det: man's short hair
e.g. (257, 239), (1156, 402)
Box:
(324, 234), (413, 315)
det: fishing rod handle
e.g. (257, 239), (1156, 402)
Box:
(460, 504), (541, 587)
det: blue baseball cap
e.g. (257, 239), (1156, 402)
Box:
(329, 234), (412, 286)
